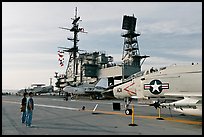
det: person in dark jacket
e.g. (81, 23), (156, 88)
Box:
(21, 92), (28, 123)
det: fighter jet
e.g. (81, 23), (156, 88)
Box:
(63, 77), (113, 99)
(112, 63), (202, 116)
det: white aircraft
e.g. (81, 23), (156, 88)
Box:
(17, 84), (54, 96)
(63, 77), (113, 99)
(31, 84), (54, 95)
(112, 63), (202, 116)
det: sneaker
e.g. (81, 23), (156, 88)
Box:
(26, 125), (32, 128)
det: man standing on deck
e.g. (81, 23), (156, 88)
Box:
(25, 92), (34, 127)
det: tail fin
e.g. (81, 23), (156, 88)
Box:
(95, 78), (109, 89)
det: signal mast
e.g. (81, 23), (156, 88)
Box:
(58, 7), (87, 85)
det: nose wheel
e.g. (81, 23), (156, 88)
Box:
(125, 109), (132, 115)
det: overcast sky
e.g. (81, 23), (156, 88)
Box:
(2, 2), (202, 90)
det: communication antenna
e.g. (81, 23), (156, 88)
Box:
(59, 7), (87, 85)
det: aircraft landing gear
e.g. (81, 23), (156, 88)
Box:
(124, 97), (133, 115)
(64, 92), (68, 101)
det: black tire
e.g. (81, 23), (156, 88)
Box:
(125, 109), (132, 115)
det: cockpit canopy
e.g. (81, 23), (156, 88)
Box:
(125, 66), (167, 81)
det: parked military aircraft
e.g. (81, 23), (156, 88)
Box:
(112, 63), (202, 116)
(31, 84), (54, 95)
(63, 77), (114, 99)
(17, 84), (54, 96)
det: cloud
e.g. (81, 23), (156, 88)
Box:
(2, 2), (202, 89)
(169, 48), (202, 59)
(2, 53), (59, 69)
(141, 56), (200, 71)
(3, 69), (56, 90)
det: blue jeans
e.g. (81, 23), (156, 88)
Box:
(26, 110), (33, 126)
(21, 111), (26, 123)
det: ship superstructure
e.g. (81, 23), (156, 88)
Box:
(55, 8), (149, 91)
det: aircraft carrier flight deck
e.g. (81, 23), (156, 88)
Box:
(2, 95), (202, 135)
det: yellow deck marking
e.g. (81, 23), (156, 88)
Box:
(86, 109), (202, 125)
(3, 100), (202, 125)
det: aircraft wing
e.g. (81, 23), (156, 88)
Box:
(161, 97), (201, 107)
(160, 95), (202, 116)
(161, 92), (202, 106)
(164, 92), (202, 98)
